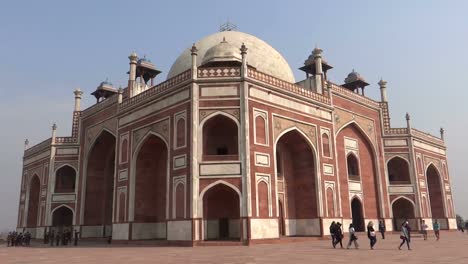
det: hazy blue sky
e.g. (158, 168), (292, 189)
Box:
(1, 0), (467, 231)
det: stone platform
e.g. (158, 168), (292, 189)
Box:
(1, 231), (468, 263)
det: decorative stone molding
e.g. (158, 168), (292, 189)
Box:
(199, 109), (240, 122)
(132, 118), (170, 154)
(272, 116), (317, 149)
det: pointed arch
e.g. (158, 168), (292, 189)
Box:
(82, 129), (116, 230)
(391, 196), (416, 230)
(336, 121), (384, 219)
(130, 131), (169, 223)
(274, 127), (321, 236)
(52, 205), (74, 228)
(54, 165), (77, 193)
(26, 174), (41, 228)
(350, 196), (365, 232)
(426, 163), (445, 219)
(199, 111), (240, 161)
(199, 180), (242, 241)
(346, 152), (360, 180)
(387, 156), (411, 184)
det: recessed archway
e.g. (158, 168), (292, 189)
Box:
(202, 114), (239, 161)
(55, 165), (76, 193)
(426, 164), (445, 219)
(387, 157), (411, 184)
(134, 134), (168, 223)
(83, 130), (116, 237)
(347, 153), (360, 180)
(52, 206), (74, 232)
(275, 129), (318, 236)
(202, 183), (241, 241)
(392, 197), (416, 231)
(26, 175), (41, 227)
(351, 197), (365, 232)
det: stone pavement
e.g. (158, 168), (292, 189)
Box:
(1, 232), (468, 264)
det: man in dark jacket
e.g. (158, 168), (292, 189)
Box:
(378, 220), (386, 239)
(329, 221), (337, 247)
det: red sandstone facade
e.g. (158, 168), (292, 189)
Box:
(17, 31), (456, 245)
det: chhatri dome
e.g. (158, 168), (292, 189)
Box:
(167, 31), (295, 83)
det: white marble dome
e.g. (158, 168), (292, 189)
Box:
(167, 31), (295, 83)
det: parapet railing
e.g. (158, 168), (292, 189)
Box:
(55, 137), (78, 144)
(24, 138), (52, 157)
(328, 82), (380, 108)
(81, 93), (118, 118)
(247, 68), (331, 105)
(120, 69), (191, 110)
(198, 67), (241, 78)
(385, 127), (409, 135)
(411, 128), (444, 145)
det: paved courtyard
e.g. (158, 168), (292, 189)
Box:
(1, 232), (468, 263)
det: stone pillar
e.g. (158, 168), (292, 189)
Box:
(313, 47), (323, 94)
(440, 127), (445, 140)
(406, 113), (411, 130)
(191, 44), (198, 80)
(24, 139), (29, 151)
(378, 79), (388, 102)
(73, 88), (83, 111)
(128, 52), (138, 97)
(240, 43), (248, 78)
(51, 123), (57, 144)
(117, 88), (123, 104)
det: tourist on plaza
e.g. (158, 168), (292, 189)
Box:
(16, 233), (23, 246)
(346, 223), (359, 249)
(398, 222), (411, 250)
(367, 221), (377, 250)
(421, 220), (428, 240)
(49, 230), (55, 246)
(74, 230), (80, 246)
(378, 220), (386, 239)
(333, 222), (344, 249)
(44, 230), (48, 244)
(433, 220), (441, 241)
(329, 221), (337, 247)
(6, 232), (12, 247)
(55, 232), (61, 246)
(465, 222), (468, 234)
(24, 231), (31, 246)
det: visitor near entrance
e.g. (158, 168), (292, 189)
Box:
(433, 220), (441, 241)
(398, 222), (411, 250)
(347, 223), (359, 249)
(367, 221), (377, 249)
(421, 220), (428, 240)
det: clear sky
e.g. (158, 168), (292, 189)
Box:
(1, 0), (467, 231)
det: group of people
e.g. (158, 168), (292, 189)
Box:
(330, 219), (443, 250)
(6, 231), (32, 246)
(44, 229), (80, 246)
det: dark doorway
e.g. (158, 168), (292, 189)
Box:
(52, 206), (73, 232)
(279, 200), (285, 236)
(351, 198), (365, 232)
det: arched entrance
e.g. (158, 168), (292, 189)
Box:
(426, 165), (445, 219)
(387, 157), (411, 184)
(84, 130), (115, 237)
(351, 198), (365, 232)
(275, 129), (318, 236)
(26, 175), (41, 227)
(392, 198), (415, 231)
(134, 134), (168, 240)
(203, 183), (240, 240)
(55, 166), (76, 193)
(52, 206), (73, 232)
(202, 114), (239, 161)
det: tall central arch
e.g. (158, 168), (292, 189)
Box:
(83, 130), (116, 237)
(275, 129), (318, 236)
(426, 164), (445, 221)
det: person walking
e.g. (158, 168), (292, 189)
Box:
(421, 220), (428, 240)
(7, 232), (11, 247)
(49, 230), (55, 247)
(367, 221), (377, 250)
(398, 222), (411, 250)
(333, 222), (344, 249)
(329, 221), (337, 248)
(347, 223), (359, 249)
(433, 220), (440, 241)
(378, 220), (386, 239)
